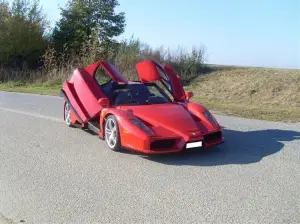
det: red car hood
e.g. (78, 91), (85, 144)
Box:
(119, 103), (200, 136)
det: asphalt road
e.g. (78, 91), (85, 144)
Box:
(0, 90), (300, 224)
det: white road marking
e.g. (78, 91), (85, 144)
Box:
(0, 106), (63, 123)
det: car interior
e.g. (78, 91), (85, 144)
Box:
(100, 80), (172, 106)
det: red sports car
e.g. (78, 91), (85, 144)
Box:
(60, 59), (224, 154)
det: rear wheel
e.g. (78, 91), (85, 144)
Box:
(64, 101), (74, 127)
(104, 115), (122, 151)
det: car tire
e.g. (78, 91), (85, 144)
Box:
(64, 101), (75, 127)
(104, 115), (122, 152)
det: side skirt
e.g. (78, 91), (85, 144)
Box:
(87, 120), (100, 134)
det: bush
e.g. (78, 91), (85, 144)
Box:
(111, 36), (207, 84)
(0, 36), (207, 86)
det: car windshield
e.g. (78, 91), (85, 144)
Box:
(110, 82), (171, 106)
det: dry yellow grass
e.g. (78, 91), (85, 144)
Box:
(186, 66), (300, 122)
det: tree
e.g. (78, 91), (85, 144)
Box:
(0, 0), (11, 66)
(52, 0), (126, 56)
(0, 0), (49, 68)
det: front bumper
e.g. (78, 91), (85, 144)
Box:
(126, 130), (224, 154)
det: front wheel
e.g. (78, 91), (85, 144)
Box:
(64, 101), (74, 127)
(104, 115), (122, 151)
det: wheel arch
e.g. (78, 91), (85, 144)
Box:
(99, 109), (133, 139)
(102, 112), (114, 135)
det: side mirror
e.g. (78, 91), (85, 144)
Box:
(98, 98), (110, 108)
(185, 91), (194, 101)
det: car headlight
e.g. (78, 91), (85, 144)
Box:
(203, 111), (217, 126)
(130, 118), (153, 134)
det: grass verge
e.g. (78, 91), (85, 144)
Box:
(0, 82), (60, 95)
(1, 81), (300, 123)
(194, 97), (300, 123)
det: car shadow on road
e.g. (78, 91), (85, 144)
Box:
(141, 127), (300, 166)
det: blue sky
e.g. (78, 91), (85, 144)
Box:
(11, 0), (300, 69)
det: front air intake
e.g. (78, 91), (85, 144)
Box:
(203, 131), (222, 143)
(150, 139), (176, 150)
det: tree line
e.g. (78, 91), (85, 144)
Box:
(0, 0), (126, 69)
(0, 0), (206, 84)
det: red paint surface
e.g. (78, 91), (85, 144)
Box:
(62, 60), (224, 154)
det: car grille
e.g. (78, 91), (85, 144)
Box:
(150, 139), (176, 150)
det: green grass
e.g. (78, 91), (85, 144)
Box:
(0, 82), (60, 95)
